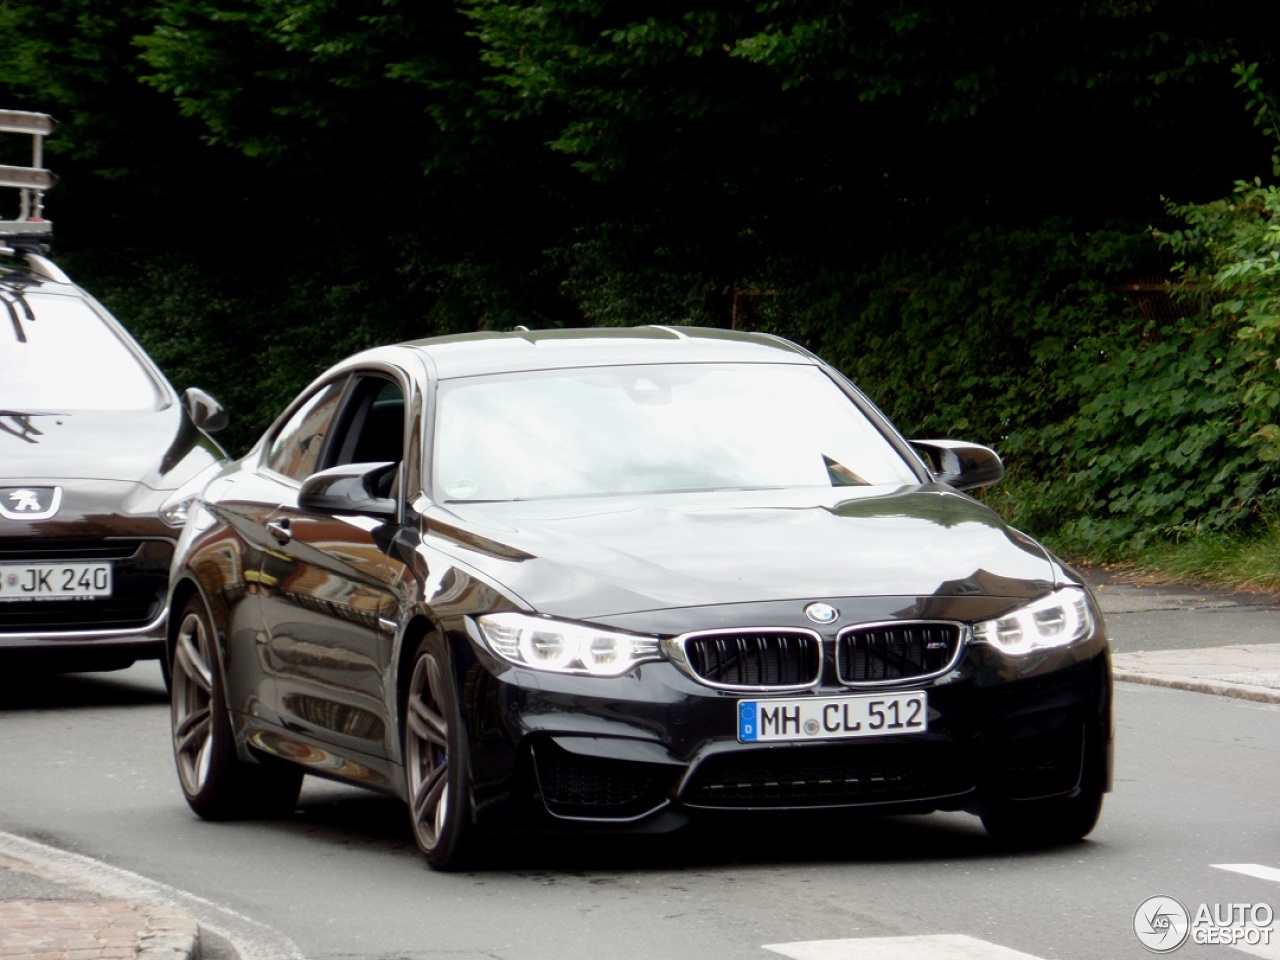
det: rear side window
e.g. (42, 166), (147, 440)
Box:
(1, 292), (163, 410)
(266, 379), (347, 482)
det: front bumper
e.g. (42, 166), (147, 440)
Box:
(0, 536), (174, 662)
(452, 618), (1113, 831)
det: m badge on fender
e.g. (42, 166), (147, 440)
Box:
(0, 486), (63, 521)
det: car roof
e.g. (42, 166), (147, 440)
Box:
(352, 326), (824, 380)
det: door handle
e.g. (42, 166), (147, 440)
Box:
(267, 520), (292, 545)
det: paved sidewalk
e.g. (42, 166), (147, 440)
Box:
(1112, 643), (1280, 703)
(1088, 567), (1280, 705)
(0, 840), (199, 960)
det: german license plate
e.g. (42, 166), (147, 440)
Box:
(0, 562), (112, 601)
(738, 691), (927, 743)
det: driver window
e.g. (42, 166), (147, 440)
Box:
(329, 376), (406, 496)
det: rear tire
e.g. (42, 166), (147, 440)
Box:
(170, 595), (302, 820)
(403, 634), (476, 870)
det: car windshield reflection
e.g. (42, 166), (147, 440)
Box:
(1, 295), (163, 410)
(433, 363), (917, 502)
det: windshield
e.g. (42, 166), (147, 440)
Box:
(1, 290), (164, 410)
(433, 362), (918, 502)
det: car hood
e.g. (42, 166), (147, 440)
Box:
(0, 405), (222, 490)
(425, 486), (1060, 620)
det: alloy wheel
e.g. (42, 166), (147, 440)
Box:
(405, 652), (451, 853)
(171, 607), (214, 798)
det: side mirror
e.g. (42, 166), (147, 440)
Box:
(182, 387), (229, 433)
(298, 461), (399, 520)
(911, 440), (1005, 491)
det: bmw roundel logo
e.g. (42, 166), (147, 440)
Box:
(804, 602), (839, 625)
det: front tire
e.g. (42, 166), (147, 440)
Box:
(980, 788), (1104, 848)
(403, 634), (476, 870)
(170, 595), (303, 820)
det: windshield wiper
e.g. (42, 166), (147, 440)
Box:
(0, 410), (45, 444)
(0, 283), (36, 343)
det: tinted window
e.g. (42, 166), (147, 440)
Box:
(1, 292), (163, 410)
(267, 379), (346, 481)
(433, 363), (916, 501)
(330, 377), (405, 468)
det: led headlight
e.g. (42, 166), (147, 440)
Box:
(476, 613), (662, 677)
(971, 587), (1093, 656)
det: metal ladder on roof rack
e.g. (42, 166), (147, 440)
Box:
(0, 110), (69, 283)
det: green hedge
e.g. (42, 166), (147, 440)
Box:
(727, 216), (1280, 559)
(66, 202), (1280, 563)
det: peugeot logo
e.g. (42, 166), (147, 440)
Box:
(10, 490), (41, 512)
(0, 486), (62, 521)
(804, 602), (839, 625)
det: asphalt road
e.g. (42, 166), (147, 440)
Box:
(1, 681), (1278, 960)
(2, 576), (1279, 960)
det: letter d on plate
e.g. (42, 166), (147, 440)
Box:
(738, 701), (758, 741)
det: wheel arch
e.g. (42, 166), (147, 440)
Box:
(394, 613), (485, 733)
(166, 575), (209, 668)
(165, 574), (237, 723)
(394, 614), (440, 743)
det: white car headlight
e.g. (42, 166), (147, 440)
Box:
(159, 494), (198, 527)
(971, 587), (1093, 656)
(159, 463), (225, 528)
(476, 613), (662, 677)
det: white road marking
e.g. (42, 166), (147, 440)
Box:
(1216, 864), (1280, 885)
(1208, 865), (1280, 959)
(763, 935), (1046, 960)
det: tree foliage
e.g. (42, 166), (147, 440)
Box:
(3, 0), (1280, 556)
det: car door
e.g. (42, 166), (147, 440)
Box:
(207, 375), (349, 720)
(257, 371), (416, 765)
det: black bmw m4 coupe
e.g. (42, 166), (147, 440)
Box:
(166, 326), (1112, 869)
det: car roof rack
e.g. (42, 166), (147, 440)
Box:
(0, 109), (66, 282)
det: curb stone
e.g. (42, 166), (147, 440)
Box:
(1113, 669), (1280, 704)
(0, 844), (201, 960)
